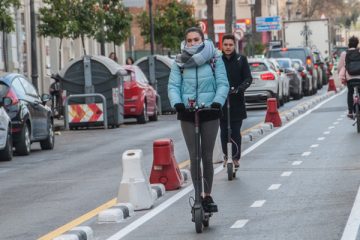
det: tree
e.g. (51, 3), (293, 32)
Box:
(38, 0), (71, 69)
(0, 0), (20, 71)
(295, 0), (344, 19)
(94, 0), (132, 54)
(137, 1), (197, 52)
(206, 0), (215, 43)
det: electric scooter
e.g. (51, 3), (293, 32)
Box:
(188, 100), (218, 233)
(226, 87), (238, 181)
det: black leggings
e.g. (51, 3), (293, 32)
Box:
(181, 120), (219, 194)
(348, 84), (355, 112)
(220, 120), (243, 160)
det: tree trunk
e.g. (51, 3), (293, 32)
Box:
(225, 0), (232, 34)
(59, 38), (62, 70)
(81, 35), (86, 55)
(2, 31), (8, 72)
(254, 0), (262, 43)
(206, 0), (215, 43)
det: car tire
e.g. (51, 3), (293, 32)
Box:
(15, 124), (31, 156)
(0, 129), (13, 161)
(40, 120), (55, 150)
(137, 102), (148, 124)
(149, 104), (158, 122)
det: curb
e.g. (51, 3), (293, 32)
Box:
(53, 226), (93, 240)
(97, 203), (135, 224)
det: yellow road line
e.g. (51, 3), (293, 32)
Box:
(38, 198), (117, 240)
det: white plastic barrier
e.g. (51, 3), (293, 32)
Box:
(117, 149), (155, 210)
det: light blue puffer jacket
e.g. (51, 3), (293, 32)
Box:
(168, 55), (229, 108)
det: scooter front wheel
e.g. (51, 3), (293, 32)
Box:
(194, 207), (204, 233)
(227, 163), (234, 181)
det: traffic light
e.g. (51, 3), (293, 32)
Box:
(245, 18), (252, 34)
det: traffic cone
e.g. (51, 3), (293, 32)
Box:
(150, 139), (184, 190)
(264, 98), (282, 127)
(328, 77), (337, 93)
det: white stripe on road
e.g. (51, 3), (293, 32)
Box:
(302, 152), (311, 157)
(268, 184), (281, 190)
(281, 171), (292, 177)
(310, 144), (319, 148)
(324, 131), (331, 135)
(333, 122), (339, 125)
(318, 137), (326, 141)
(292, 161), (303, 165)
(337, 118), (343, 121)
(105, 91), (343, 240)
(328, 126), (335, 129)
(230, 219), (249, 229)
(341, 185), (360, 240)
(251, 200), (266, 208)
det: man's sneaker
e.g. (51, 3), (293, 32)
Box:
(348, 112), (354, 119)
(202, 196), (218, 213)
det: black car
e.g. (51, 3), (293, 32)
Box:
(0, 73), (54, 155)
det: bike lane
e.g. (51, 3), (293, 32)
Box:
(94, 90), (360, 240)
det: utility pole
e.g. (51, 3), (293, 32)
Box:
(148, 0), (156, 92)
(30, 0), (38, 90)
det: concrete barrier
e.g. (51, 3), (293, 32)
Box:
(53, 226), (93, 240)
(97, 203), (135, 223)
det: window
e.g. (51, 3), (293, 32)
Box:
(0, 83), (9, 98)
(135, 68), (149, 84)
(19, 77), (38, 97)
(249, 62), (268, 72)
(11, 78), (26, 97)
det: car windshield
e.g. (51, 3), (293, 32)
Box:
(249, 62), (268, 72)
(269, 49), (306, 64)
(277, 60), (290, 68)
(0, 83), (9, 98)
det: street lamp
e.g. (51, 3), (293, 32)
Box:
(247, 0), (255, 57)
(286, 0), (293, 20)
(30, 0), (38, 90)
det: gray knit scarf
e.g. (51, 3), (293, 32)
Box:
(175, 40), (217, 69)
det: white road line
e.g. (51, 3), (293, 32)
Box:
(310, 144), (319, 148)
(328, 126), (335, 129)
(230, 219), (249, 229)
(341, 185), (360, 240)
(105, 91), (344, 240)
(337, 118), (343, 121)
(268, 184), (281, 190)
(302, 151), (311, 157)
(334, 122), (339, 125)
(292, 161), (303, 165)
(323, 131), (331, 135)
(318, 137), (326, 141)
(281, 171), (292, 177)
(251, 200), (266, 208)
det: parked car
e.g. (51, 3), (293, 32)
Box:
(291, 58), (314, 96)
(276, 58), (303, 100)
(268, 58), (290, 104)
(313, 50), (329, 86)
(245, 59), (283, 108)
(123, 65), (158, 124)
(266, 47), (319, 95)
(0, 73), (54, 156)
(0, 96), (12, 161)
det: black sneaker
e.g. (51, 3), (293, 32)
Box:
(202, 196), (218, 213)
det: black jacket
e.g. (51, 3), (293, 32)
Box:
(221, 52), (252, 121)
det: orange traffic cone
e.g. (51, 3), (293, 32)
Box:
(265, 98), (282, 127)
(327, 77), (337, 93)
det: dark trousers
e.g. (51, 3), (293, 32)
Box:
(220, 120), (243, 160)
(348, 84), (355, 113)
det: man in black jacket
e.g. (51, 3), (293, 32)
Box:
(220, 34), (252, 169)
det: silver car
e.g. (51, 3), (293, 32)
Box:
(245, 58), (283, 108)
(0, 97), (13, 161)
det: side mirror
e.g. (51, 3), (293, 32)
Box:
(279, 68), (284, 73)
(0, 97), (12, 107)
(41, 94), (51, 103)
(298, 66), (305, 72)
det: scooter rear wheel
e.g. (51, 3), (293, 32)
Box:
(194, 208), (204, 233)
(227, 163), (234, 181)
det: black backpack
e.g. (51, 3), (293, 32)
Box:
(345, 49), (360, 75)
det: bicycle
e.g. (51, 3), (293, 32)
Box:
(349, 79), (360, 133)
(187, 101), (219, 233)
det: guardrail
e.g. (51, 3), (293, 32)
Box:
(64, 93), (108, 130)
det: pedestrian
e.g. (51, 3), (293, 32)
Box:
(109, 52), (118, 62)
(168, 27), (229, 212)
(338, 36), (360, 119)
(126, 57), (134, 65)
(220, 34), (252, 169)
